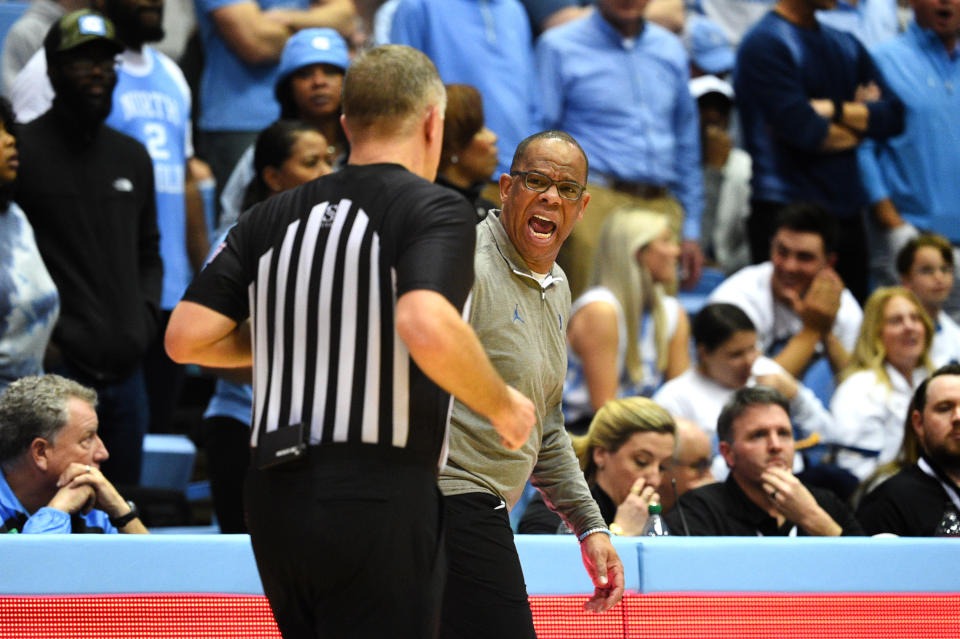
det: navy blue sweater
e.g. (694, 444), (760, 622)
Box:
(734, 11), (903, 216)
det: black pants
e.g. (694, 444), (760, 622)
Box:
(439, 493), (537, 639)
(203, 415), (250, 533)
(748, 200), (869, 304)
(244, 452), (444, 639)
(143, 311), (186, 434)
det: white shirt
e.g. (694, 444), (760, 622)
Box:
(932, 310), (960, 368)
(830, 363), (928, 481)
(563, 287), (680, 423)
(708, 261), (863, 360)
(653, 355), (836, 479)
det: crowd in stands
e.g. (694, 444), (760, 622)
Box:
(2, 0), (960, 544)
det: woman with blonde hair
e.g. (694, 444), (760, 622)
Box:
(518, 397), (676, 535)
(830, 286), (935, 481)
(563, 208), (690, 432)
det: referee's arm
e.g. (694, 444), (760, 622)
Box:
(165, 301), (253, 368)
(396, 289), (535, 450)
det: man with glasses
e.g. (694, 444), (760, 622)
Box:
(15, 10), (162, 486)
(437, 130), (623, 639)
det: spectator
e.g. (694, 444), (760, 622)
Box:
(518, 396), (677, 535)
(659, 417), (716, 515)
(218, 26), (349, 228)
(0, 375), (147, 534)
(857, 364), (960, 536)
(536, 0), (704, 294)
(202, 118), (331, 533)
(708, 203), (863, 379)
(564, 207), (690, 432)
(12, 0), (213, 434)
(388, 0), (540, 177)
(685, 13), (734, 77)
(734, 0), (904, 301)
(438, 130), (622, 638)
(16, 11), (162, 485)
(689, 75), (751, 273)
(831, 287), (934, 481)
(193, 0), (354, 214)
(898, 234), (960, 367)
(0, 97), (59, 393)
(857, 0), (960, 316)
(436, 84), (498, 221)
(654, 303), (837, 481)
(240, 119), (330, 210)
(695, 0), (899, 47)
(665, 386), (863, 535)
(1, 0), (84, 96)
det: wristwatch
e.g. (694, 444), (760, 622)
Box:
(109, 500), (140, 528)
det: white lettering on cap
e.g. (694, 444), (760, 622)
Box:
(78, 15), (107, 36)
(311, 36), (331, 50)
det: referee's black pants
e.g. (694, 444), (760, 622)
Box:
(244, 452), (445, 639)
(439, 492), (537, 639)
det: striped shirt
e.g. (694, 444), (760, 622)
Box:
(184, 164), (476, 468)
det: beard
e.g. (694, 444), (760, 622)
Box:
(52, 83), (115, 128)
(925, 436), (960, 476)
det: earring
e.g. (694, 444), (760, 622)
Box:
(450, 155), (459, 164)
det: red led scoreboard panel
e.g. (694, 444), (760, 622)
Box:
(2, 593), (959, 638)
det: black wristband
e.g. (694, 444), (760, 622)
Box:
(832, 98), (844, 123)
(109, 500), (139, 528)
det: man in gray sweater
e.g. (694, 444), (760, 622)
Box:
(438, 130), (623, 639)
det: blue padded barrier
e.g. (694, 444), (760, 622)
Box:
(2, 535), (958, 597)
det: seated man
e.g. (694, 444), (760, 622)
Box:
(658, 417), (715, 515)
(897, 234), (960, 367)
(857, 364), (960, 536)
(664, 386), (862, 536)
(0, 375), (147, 534)
(708, 202), (863, 378)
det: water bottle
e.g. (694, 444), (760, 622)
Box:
(640, 503), (670, 536)
(934, 507), (960, 537)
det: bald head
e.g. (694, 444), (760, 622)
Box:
(659, 418), (715, 512)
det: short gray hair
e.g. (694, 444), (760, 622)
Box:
(342, 44), (446, 135)
(0, 375), (98, 466)
(716, 386), (789, 444)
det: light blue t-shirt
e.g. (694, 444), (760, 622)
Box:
(858, 21), (960, 243)
(195, 0), (309, 132)
(389, 0), (541, 176)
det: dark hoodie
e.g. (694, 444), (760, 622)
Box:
(14, 86), (162, 381)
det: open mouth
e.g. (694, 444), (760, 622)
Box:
(529, 215), (557, 239)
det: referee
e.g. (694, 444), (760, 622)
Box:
(165, 45), (535, 639)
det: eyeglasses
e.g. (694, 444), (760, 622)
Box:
(510, 170), (585, 201)
(63, 57), (117, 76)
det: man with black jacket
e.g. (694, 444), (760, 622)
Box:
(15, 11), (162, 485)
(857, 365), (960, 536)
(665, 386), (863, 536)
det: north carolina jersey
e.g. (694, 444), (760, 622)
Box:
(108, 48), (193, 309)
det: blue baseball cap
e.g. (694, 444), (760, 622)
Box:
(275, 28), (350, 96)
(687, 16), (734, 75)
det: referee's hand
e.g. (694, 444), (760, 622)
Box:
(492, 386), (536, 450)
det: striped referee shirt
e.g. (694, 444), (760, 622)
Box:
(184, 164), (476, 468)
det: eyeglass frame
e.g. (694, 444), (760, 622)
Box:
(509, 170), (586, 201)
